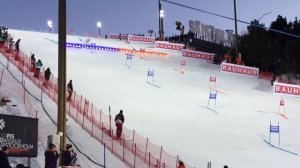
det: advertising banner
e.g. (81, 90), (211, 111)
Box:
(0, 114), (38, 157)
(182, 49), (214, 61)
(273, 82), (300, 97)
(155, 41), (184, 51)
(109, 34), (128, 40)
(220, 63), (259, 77)
(127, 35), (155, 43)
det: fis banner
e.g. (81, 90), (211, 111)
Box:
(0, 114), (38, 157)
(155, 41), (184, 51)
(109, 34), (128, 40)
(182, 49), (214, 61)
(220, 63), (259, 77)
(273, 82), (300, 97)
(127, 35), (155, 43)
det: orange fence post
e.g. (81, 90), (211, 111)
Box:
(0, 69), (4, 86)
(144, 137), (148, 161)
(91, 115), (94, 137)
(148, 152), (151, 168)
(111, 130), (114, 154)
(132, 130), (135, 153)
(159, 146), (163, 168)
(101, 122), (104, 142)
(134, 143), (137, 168)
(122, 135), (125, 162)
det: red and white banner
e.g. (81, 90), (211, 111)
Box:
(220, 63), (259, 77)
(155, 41), (184, 51)
(273, 82), (300, 97)
(109, 34), (128, 40)
(182, 49), (214, 61)
(127, 35), (155, 43)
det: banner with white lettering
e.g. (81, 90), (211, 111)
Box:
(273, 82), (300, 97)
(220, 63), (259, 77)
(127, 35), (155, 43)
(155, 41), (184, 51)
(182, 49), (214, 61)
(109, 34), (128, 40)
(0, 114), (38, 157)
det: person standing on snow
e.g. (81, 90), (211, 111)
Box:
(43, 67), (51, 88)
(34, 59), (43, 79)
(0, 146), (11, 168)
(61, 144), (77, 166)
(177, 160), (185, 168)
(114, 110), (125, 138)
(44, 143), (60, 168)
(30, 54), (36, 71)
(67, 80), (73, 101)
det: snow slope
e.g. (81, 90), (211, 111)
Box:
(4, 29), (300, 168)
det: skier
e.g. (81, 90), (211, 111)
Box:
(67, 80), (73, 101)
(114, 110), (125, 138)
(43, 67), (51, 88)
(44, 143), (60, 168)
(61, 144), (77, 166)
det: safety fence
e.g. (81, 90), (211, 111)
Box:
(0, 36), (193, 168)
(0, 55), (35, 118)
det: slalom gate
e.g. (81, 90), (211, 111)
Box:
(0, 35), (194, 168)
(269, 120), (280, 146)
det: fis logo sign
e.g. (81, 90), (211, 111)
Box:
(0, 118), (5, 130)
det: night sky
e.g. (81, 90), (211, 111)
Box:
(1, 0), (299, 36)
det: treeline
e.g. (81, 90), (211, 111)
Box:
(235, 15), (300, 76)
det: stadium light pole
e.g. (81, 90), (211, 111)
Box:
(160, 9), (165, 40)
(57, 0), (67, 156)
(47, 20), (53, 33)
(233, 0), (238, 57)
(97, 21), (101, 37)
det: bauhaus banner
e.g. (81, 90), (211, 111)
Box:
(220, 63), (259, 77)
(273, 82), (300, 97)
(0, 114), (38, 157)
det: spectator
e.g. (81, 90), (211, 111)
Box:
(30, 54), (36, 72)
(224, 165), (228, 168)
(114, 110), (125, 138)
(67, 80), (73, 101)
(0, 146), (11, 168)
(43, 67), (51, 88)
(177, 160), (185, 168)
(8, 38), (14, 52)
(15, 39), (21, 53)
(34, 59), (43, 79)
(44, 143), (59, 168)
(61, 144), (77, 166)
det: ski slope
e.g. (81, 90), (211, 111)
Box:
(6, 29), (300, 168)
